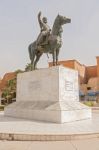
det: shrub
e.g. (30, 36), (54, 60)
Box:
(0, 105), (4, 111)
(83, 101), (95, 107)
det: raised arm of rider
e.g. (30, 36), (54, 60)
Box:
(38, 11), (42, 29)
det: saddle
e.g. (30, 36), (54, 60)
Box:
(36, 35), (50, 53)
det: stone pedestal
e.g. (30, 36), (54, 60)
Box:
(4, 66), (91, 123)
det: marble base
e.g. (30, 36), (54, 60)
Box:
(5, 101), (91, 123)
(4, 66), (91, 123)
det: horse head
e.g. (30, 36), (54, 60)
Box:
(57, 14), (71, 25)
(52, 14), (71, 35)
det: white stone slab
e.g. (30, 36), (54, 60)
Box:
(4, 101), (91, 123)
(16, 66), (79, 102)
(4, 66), (91, 123)
(16, 67), (59, 102)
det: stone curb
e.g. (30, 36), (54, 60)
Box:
(0, 133), (99, 141)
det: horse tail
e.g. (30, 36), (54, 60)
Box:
(28, 41), (37, 62)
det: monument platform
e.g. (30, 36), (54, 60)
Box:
(0, 110), (99, 141)
(4, 66), (91, 123)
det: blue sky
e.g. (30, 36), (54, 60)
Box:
(0, 0), (99, 77)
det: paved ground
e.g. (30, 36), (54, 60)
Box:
(0, 138), (99, 150)
(0, 110), (99, 149)
(0, 110), (99, 135)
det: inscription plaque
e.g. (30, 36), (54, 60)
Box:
(29, 81), (41, 91)
(65, 81), (73, 91)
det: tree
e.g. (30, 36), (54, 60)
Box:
(1, 70), (23, 104)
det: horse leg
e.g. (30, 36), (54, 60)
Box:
(31, 59), (34, 70)
(31, 51), (36, 70)
(52, 50), (56, 66)
(56, 48), (59, 65)
(34, 52), (42, 69)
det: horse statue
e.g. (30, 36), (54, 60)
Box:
(28, 14), (71, 70)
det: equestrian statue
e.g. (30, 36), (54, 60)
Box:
(28, 11), (71, 70)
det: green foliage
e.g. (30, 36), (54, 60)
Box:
(1, 78), (17, 104)
(25, 63), (32, 72)
(8, 78), (16, 89)
(83, 101), (95, 107)
(2, 89), (9, 98)
(14, 69), (24, 75)
(0, 105), (4, 111)
(1, 66), (28, 105)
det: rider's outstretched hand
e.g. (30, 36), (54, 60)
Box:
(38, 11), (42, 17)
